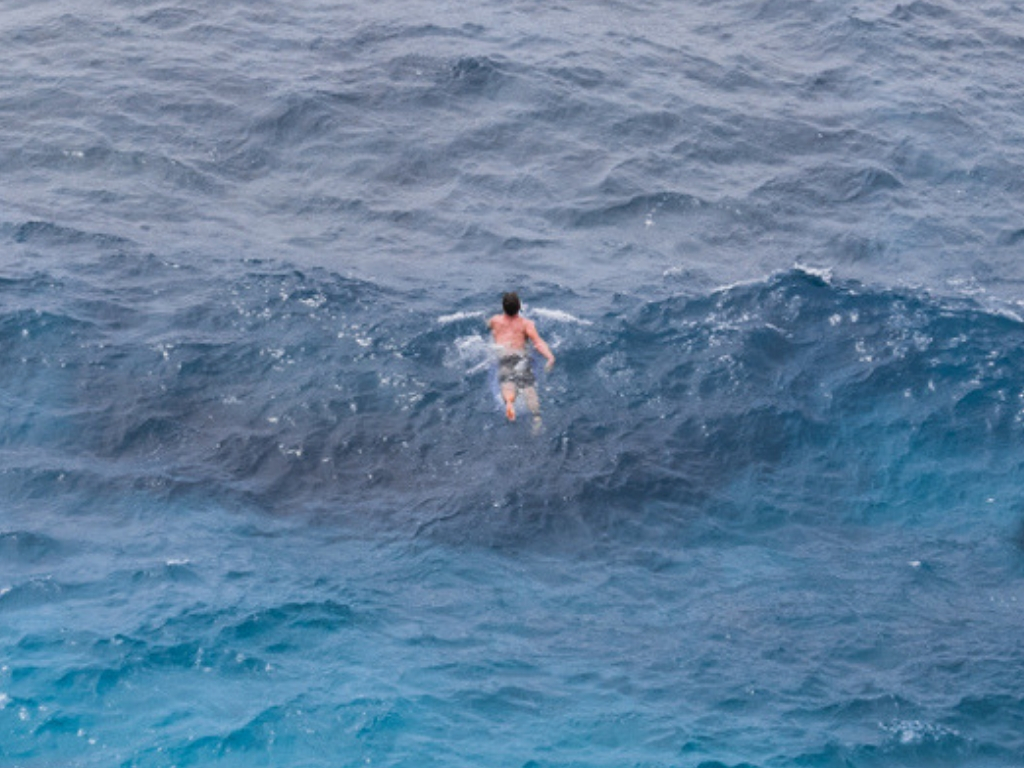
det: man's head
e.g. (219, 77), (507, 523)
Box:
(502, 292), (521, 316)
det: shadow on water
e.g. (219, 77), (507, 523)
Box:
(4, 254), (1024, 554)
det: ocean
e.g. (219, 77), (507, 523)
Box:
(3, 0), (1024, 765)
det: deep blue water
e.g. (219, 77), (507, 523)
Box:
(3, 1), (1024, 766)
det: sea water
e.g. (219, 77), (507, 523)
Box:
(3, 1), (1024, 766)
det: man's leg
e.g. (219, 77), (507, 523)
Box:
(502, 383), (517, 421)
(524, 386), (541, 417)
(524, 386), (543, 434)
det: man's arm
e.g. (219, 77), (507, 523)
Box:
(526, 321), (555, 370)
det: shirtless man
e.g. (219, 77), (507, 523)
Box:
(488, 292), (556, 423)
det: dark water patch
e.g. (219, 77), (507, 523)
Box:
(14, 137), (225, 197)
(0, 270), (63, 298)
(891, 1), (957, 23)
(129, 559), (203, 586)
(826, 233), (888, 264)
(148, 699), (317, 765)
(0, 577), (78, 613)
(55, 663), (127, 699)
(678, 112), (861, 166)
(562, 190), (706, 229)
(243, 93), (350, 152)
(998, 228), (1024, 247)
(610, 109), (687, 146)
(0, 307), (97, 351)
(10, 220), (136, 250)
(0, 531), (66, 565)
(6, 261), (1024, 551)
(954, 694), (1024, 752)
(546, 63), (607, 90)
(222, 600), (354, 643)
(447, 55), (513, 98)
(135, 6), (204, 31)
(339, 20), (483, 58)
(757, 163), (903, 208)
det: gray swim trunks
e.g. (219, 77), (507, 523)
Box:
(498, 353), (535, 388)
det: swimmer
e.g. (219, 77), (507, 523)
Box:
(488, 292), (555, 423)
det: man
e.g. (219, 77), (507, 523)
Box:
(488, 292), (555, 423)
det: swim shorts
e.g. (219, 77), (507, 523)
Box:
(498, 354), (535, 388)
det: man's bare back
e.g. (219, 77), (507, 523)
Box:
(488, 314), (543, 353)
(488, 292), (555, 423)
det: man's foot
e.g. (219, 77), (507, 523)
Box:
(531, 415), (543, 435)
(505, 401), (516, 421)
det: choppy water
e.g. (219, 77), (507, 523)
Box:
(3, 1), (1024, 766)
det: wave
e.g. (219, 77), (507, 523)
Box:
(436, 310), (484, 325)
(2, 260), (1022, 550)
(529, 307), (593, 325)
(5, 220), (136, 251)
(0, 531), (67, 565)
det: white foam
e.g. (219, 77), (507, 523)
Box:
(452, 335), (497, 374)
(988, 303), (1024, 325)
(437, 311), (484, 325)
(882, 719), (958, 745)
(529, 308), (592, 326)
(709, 264), (833, 298)
(792, 262), (834, 283)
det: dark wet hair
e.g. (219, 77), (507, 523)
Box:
(502, 292), (521, 316)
